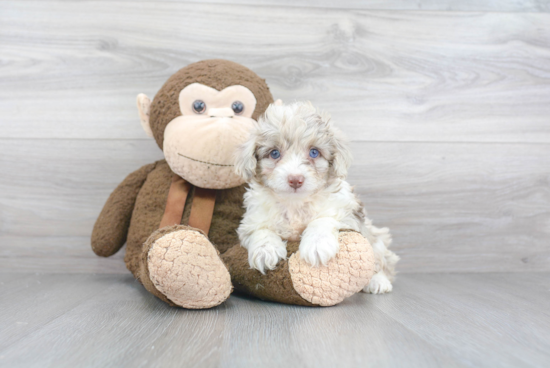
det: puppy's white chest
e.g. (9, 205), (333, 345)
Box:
(278, 205), (314, 241)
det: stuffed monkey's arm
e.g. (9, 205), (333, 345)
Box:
(91, 162), (157, 257)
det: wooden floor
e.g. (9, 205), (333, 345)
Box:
(1, 272), (549, 368)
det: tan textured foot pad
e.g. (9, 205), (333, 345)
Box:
(288, 231), (375, 306)
(147, 229), (232, 309)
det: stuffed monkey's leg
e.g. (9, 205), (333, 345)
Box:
(222, 231), (375, 307)
(138, 225), (232, 309)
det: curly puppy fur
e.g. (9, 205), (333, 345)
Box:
(234, 101), (399, 293)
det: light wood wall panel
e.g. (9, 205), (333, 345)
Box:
(185, 0), (550, 12)
(1, 2), (550, 143)
(12, 0), (549, 12)
(1, 1), (549, 273)
(1, 139), (548, 273)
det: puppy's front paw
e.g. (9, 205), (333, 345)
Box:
(299, 231), (339, 267)
(363, 272), (393, 294)
(248, 238), (287, 274)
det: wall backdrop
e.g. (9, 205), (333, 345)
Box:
(1, 1), (549, 273)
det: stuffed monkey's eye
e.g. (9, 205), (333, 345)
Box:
(231, 101), (244, 115)
(309, 148), (319, 158)
(192, 100), (206, 114)
(270, 150), (281, 159)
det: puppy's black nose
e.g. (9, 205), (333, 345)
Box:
(288, 175), (304, 189)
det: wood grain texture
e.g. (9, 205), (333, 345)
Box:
(0, 139), (548, 273)
(375, 273), (550, 367)
(1, 2), (549, 366)
(0, 274), (116, 349)
(1, 2), (550, 142)
(153, 0), (550, 12)
(1, 1), (550, 274)
(0, 273), (548, 367)
(11, 0), (550, 12)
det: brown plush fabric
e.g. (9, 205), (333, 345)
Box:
(121, 160), (245, 277)
(222, 241), (315, 306)
(149, 59), (274, 149)
(92, 60), (373, 308)
(94, 158), (373, 308)
(103, 158), (308, 307)
(91, 162), (157, 257)
(123, 160), (173, 276)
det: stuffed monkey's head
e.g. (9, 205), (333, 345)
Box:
(137, 60), (275, 189)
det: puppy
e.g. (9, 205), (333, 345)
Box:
(234, 102), (399, 293)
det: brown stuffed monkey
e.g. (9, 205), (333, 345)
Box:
(91, 59), (375, 309)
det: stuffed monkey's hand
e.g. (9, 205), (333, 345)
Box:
(299, 218), (340, 267)
(244, 230), (287, 274)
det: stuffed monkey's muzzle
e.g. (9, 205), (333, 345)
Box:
(163, 115), (256, 189)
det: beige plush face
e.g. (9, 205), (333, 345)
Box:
(162, 83), (258, 189)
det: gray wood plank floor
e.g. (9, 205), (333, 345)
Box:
(0, 272), (548, 368)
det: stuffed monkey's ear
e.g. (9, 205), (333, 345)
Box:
(274, 99), (283, 106)
(137, 94), (154, 138)
(234, 134), (258, 182)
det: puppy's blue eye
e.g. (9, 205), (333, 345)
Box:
(270, 150), (280, 159)
(309, 148), (319, 158)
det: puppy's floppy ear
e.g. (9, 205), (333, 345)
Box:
(330, 128), (353, 178)
(234, 133), (258, 182)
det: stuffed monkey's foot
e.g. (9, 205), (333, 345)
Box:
(288, 231), (375, 306)
(143, 225), (232, 309)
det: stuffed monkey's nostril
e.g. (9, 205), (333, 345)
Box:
(288, 175), (305, 189)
